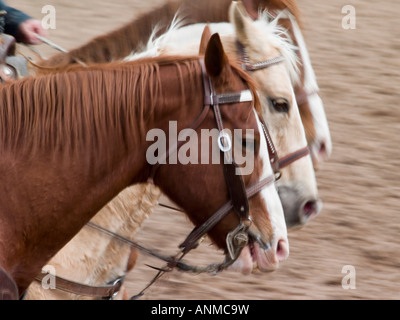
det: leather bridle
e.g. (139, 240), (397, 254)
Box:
(132, 52), (311, 296)
(150, 59), (279, 262)
(33, 58), (278, 299)
(32, 48), (311, 299)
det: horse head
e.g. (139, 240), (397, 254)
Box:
(229, 1), (321, 228)
(283, 11), (332, 168)
(154, 33), (288, 274)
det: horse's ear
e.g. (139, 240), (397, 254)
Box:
(229, 1), (253, 45)
(204, 33), (229, 78)
(199, 25), (212, 55)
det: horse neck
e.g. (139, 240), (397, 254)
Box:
(36, 1), (183, 71)
(85, 184), (161, 281)
(0, 60), (203, 294)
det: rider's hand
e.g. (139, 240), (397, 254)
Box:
(18, 19), (47, 45)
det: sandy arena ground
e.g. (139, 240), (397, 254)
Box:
(10, 0), (400, 299)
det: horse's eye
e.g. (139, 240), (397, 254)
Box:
(269, 98), (290, 113)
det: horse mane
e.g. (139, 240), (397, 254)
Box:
(262, 0), (302, 26)
(36, 1), (182, 71)
(2, 54), (261, 156)
(123, 14), (189, 62)
(180, 0), (302, 24)
(129, 7), (299, 86)
(0, 55), (200, 156)
(35, 0), (302, 72)
(255, 9), (300, 85)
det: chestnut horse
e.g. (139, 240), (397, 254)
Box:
(36, 0), (331, 168)
(0, 34), (287, 299)
(25, 4), (315, 299)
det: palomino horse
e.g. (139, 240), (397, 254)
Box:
(36, 0), (332, 169)
(26, 3), (316, 299)
(0, 34), (287, 299)
(151, 1), (321, 227)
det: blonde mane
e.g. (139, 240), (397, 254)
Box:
(256, 9), (300, 85)
(129, 7), (300, 85)
(124, 13), (189, 61)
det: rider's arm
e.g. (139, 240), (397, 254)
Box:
(0, 1), (31, 40)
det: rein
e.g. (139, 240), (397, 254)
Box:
(35, 272), (124, 300)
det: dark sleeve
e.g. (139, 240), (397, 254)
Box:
(0, 1), (32, 38)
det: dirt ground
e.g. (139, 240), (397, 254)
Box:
(11, 0), (400, 300)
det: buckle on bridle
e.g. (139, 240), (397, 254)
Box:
(105, 276), (124, 300)
(217, 130), (232, 153)
(226, 218), (252, 260)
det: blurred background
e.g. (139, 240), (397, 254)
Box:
(9, 0), (400, 299)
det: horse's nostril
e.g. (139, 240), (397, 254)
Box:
(319, 141), (327, 156)
(311, 140), (331, 169)
(276, 239), (289, 261)
(302, 199), (321, 221)
(303, 201), (315, 217)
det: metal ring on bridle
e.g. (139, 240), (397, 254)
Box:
(217, 131), (232, 153)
